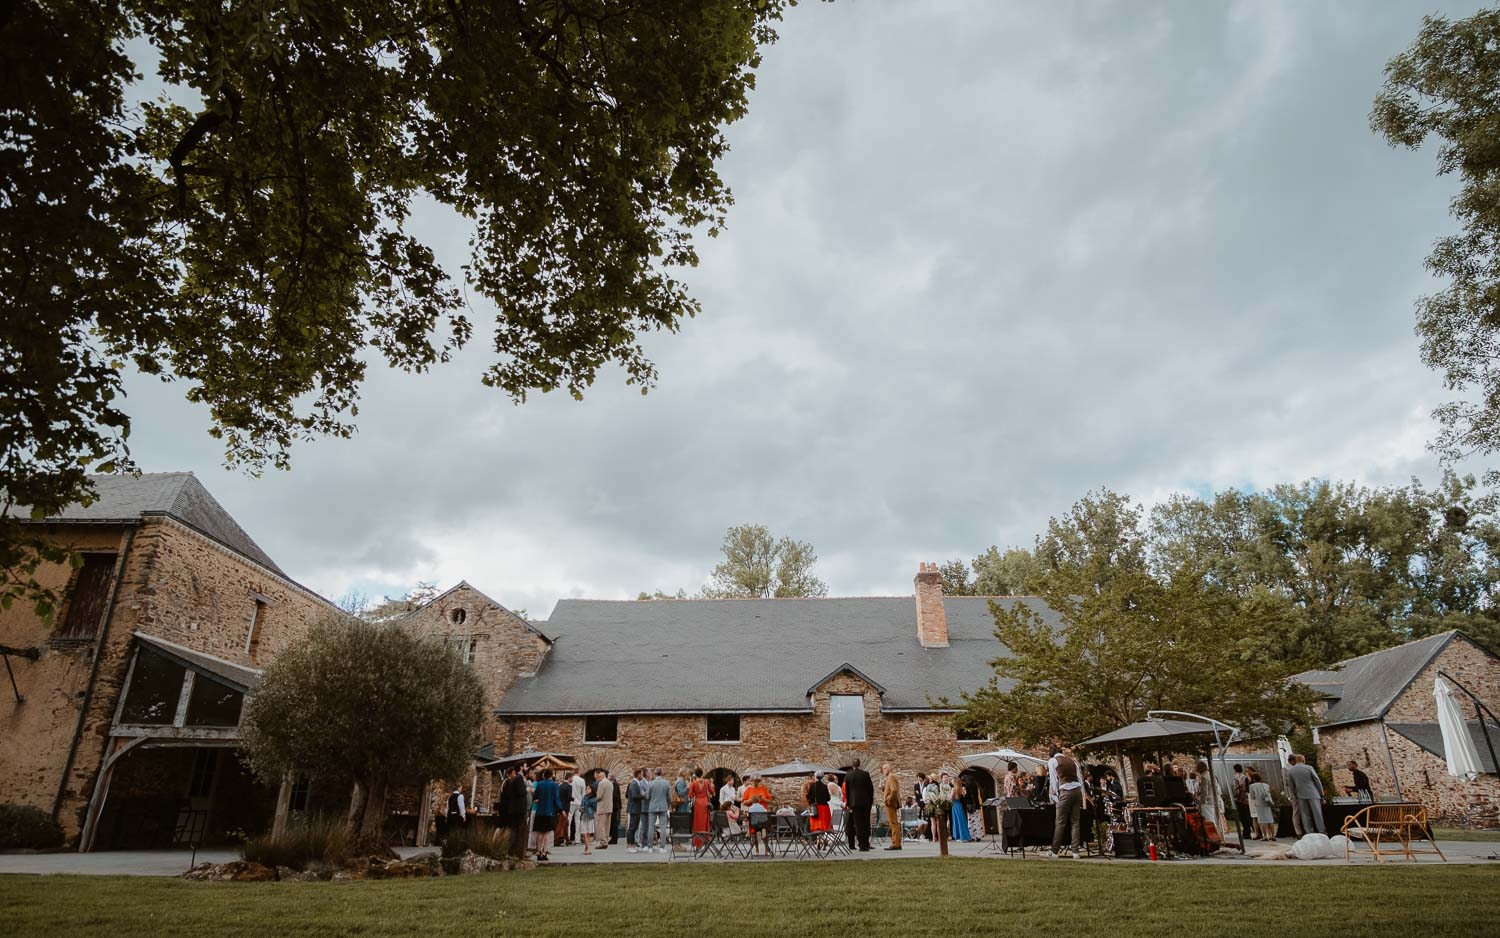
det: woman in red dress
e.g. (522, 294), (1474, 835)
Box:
(806, 772), (832, 831)
(689, 768), (713, 846)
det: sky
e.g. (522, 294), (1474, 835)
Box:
(117, 0), (1493, 618)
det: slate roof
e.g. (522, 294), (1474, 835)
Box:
(495, 596), (1057, 715)
(17, 472), (286, 577)
(1292, 631), (1459, 728)
(1387, 721), (1500, 774)
(134, 631), (264, 692)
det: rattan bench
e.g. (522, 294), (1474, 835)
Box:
(1341, 803), (1445, 863)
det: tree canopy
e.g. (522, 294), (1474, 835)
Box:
(957, 569), (1320, 749)
(641, 522), (828, 599)
(240, 616), (486, 836)
(1, 0), (801, 612)
(1372, 8), (1500, 459)
(704, 522), (828, 598)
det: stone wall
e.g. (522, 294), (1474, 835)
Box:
(1316, 635), (1500, 828)
(501, 671), (996, 804)
(0, 516), (337, 842)
(398, 583), (547, 822)
(0, 525), (132, 828)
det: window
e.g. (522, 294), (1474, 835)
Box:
(185, 677), (244, 727)
(245, 599), (268, 657)
(829, 694), (865, 742)
(584, 715), (618, 743)
(119, 649), (187, 725)
(449, 607), (467, 625)
(707, 714), (741, 743)
(56, 553), (117, 640)
(447, 636), (476, 664)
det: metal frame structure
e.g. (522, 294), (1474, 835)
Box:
(1146, 709), (1246, 854)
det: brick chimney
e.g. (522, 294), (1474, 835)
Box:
(914, 561), (948, 648)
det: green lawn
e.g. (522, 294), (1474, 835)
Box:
(1434, 828), (1500, 842)
(2, 860), (1497, 938)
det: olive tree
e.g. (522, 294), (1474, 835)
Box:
(241, 616), (486, 839)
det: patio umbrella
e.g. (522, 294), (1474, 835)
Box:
(479, 749), (576, 772)
(1077, 717), (1224, 748)
(752, 760), (843, 778)
(1434, 676), (1483, 781)
(960, 748), (1047, 773)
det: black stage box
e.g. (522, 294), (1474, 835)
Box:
(1111, 831), (1144, 858)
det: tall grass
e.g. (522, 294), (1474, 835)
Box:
(440, 825), (512, 860)
(241, 816), (352, 870)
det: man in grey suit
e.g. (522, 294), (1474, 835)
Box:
(1286, 754), (1326, 835)
(646, 767), (673, 853)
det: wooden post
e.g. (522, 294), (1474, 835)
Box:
(936, 811), (949, 857)
(271, 771), (293, 839)
(415, 782), (433, 847)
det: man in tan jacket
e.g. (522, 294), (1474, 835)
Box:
(881, 763), (903, 849)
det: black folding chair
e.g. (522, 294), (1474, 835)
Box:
(773, 814), (813, 859)
(668, 812), (697, 860)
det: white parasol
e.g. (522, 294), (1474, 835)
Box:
(960, 748), (1047, 773)
(1434, 676), (1483, 781)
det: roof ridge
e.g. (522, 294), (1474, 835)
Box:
(1326, 629), (1456, 668)
(571, 594), (1046, 603)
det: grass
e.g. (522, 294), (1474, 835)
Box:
(2, 860), (1498, 938)
(1434, 828), (1500, 842)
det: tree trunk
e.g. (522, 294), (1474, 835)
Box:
(346, 779), (368, 835)
(936, 812), (949, 857)
(359, 778), (389, 842)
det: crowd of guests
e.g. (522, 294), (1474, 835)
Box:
(467, 760), (928, 860)
(450, 749), (1332, 861)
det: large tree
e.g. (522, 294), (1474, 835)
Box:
(1150, 473), (1500, 665)
(1, 0), (802, 612)
(958, 568), (1319, 749)
(1372, 8), (1500, 459)
(240, 617), (486, 839)
(702, 523), (828, 598)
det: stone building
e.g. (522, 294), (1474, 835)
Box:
(0, 473), (339, 848)
(489, 563), (1053, 809)
(1293, 630), (1500, 828)
(394, 582), (550, 821)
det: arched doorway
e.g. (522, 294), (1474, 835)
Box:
(959, 767), (997, 835)
(708, 766), (740, 804)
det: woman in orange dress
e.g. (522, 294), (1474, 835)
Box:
(689, 768), (713, 846)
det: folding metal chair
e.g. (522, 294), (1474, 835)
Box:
(667, 812), (697, 860)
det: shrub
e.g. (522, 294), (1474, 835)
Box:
(241, 816), (352, 871)
(0, 804), (65, 850)
(440, 824), (511, 860)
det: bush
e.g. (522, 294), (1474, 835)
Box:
(440, 824), (511, 860)
(0, 804), (65, 850)
(241, 816), (352, 871)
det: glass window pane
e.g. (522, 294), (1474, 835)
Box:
(707, 715), (740, 742)
(830, 695), (865, 741)
(185, 677), (244, 727)
(585, 715), (618, 742)
(119, 650), (186, 725)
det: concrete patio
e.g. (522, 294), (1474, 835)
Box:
(2, 833), (1495, 876)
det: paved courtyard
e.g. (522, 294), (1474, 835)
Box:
(2, 833), (1494, 876)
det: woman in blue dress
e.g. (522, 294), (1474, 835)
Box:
(946, 773), (972, 841)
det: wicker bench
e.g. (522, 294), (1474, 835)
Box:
(1341, 803), (1445, 863)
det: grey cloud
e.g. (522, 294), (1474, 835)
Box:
(119, 0), (1493, 611)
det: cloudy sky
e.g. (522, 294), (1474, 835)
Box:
(120, 1), (1490, 617)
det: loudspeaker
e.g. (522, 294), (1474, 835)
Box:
(1111, 831), (1144, 858)
(1138, 776), (1165, 807)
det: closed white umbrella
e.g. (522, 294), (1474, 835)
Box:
(1434, 676), (1483, 781)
